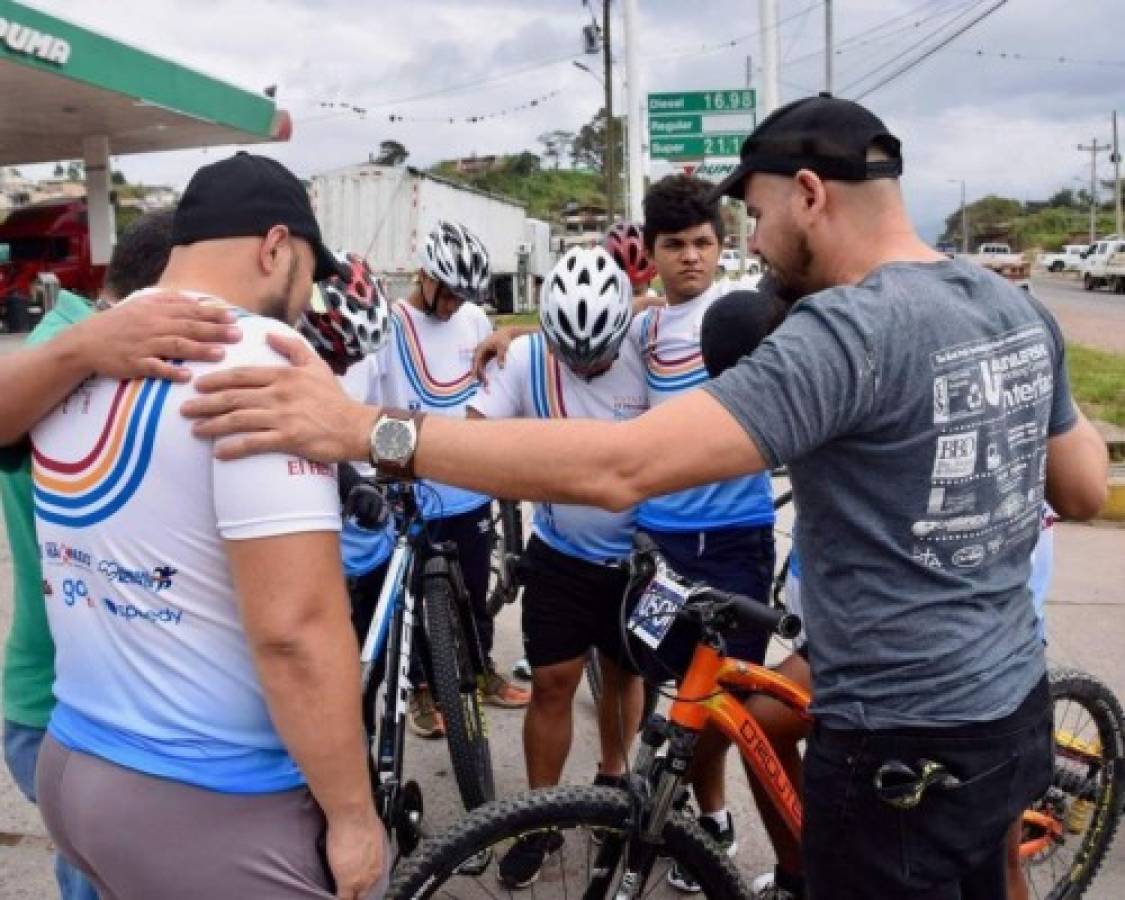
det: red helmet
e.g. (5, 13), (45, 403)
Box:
(604, 221), (656, 289)
(297, 252), (390, 375)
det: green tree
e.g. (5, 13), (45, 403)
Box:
(65, 161), (83, 182)
(506, 152), (541, 177)
(53, 162), (64, 178)
(111, 170), (126, 186)
(1048, 188), (1076, 207)
(941, 195), (1022, 246)
(374, 140), (408, 166)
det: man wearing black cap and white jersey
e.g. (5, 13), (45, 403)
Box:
(31, 152), (387, 899)
(183, 99), (1109, 898)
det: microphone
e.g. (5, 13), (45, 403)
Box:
(700, 275), (785, 378)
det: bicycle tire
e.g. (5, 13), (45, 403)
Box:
(386, 784), (752, 899)
(1021, 666), (1125, 900)
(423, 574), (496, 811)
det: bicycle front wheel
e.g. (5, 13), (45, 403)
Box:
(1021, 667), (1125, 899)
(423, 571), (496, 811)
(387, 785), (752, 899)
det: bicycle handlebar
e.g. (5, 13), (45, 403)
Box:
(631, 533), (802, 641)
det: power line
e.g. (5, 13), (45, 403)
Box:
(948, 47), (1125, 68)
(840, 0), (993, 95)
(853, 0), (1007, 99)
(645, 0), (824, 62)
(782, 0), (981, 67)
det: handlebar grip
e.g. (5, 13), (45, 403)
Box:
(717, 590), (802, 640)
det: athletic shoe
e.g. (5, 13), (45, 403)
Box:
(497, 830), (565, 888)
(666, 815), (736, 893)
(407, 685), (445, 739)
(511, 657), (532, 680)
(751, 869), (805, 899)
(483, 661), (531, 708)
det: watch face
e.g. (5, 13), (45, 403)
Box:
(375, 419), (413, 463)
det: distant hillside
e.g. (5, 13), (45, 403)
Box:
(431, 156), (606, 221)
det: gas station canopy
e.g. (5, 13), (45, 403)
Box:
(0, 0), (291, 166)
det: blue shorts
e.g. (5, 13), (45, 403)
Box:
(638, 524), (775, 679)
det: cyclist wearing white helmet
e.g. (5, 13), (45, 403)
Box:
(344, 220), (529, 740)
(468, 246), (648, 888)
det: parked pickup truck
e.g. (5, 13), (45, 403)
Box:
(1095, 251), (1125, 294)
(958, 243), (1030, 289)
(1080, 238), (1125, 290)
(1036, 244), (1088, 273)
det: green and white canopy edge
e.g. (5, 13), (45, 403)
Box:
(0, 0), (292, 263)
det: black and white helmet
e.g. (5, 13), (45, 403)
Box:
(418, 220), (491, 305)
(540, 246), (633, 373)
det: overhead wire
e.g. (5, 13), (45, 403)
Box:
(850, 0), (1009, 100)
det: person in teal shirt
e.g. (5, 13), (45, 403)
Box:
(1, 211), (181, 899)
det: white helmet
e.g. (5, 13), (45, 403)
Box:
(418, 220), (491, 308)
(540, 246), (633, 374)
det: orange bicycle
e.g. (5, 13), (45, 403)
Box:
(387, 537), (1123, 899)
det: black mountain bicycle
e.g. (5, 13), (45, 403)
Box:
(356, 481), (496, 860)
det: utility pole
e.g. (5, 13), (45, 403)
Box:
(960, 181), (968, 254)
(759, 0), (780, 117)
(602, 0), (615, 223)
(1113, 111), (1123, 237)
(1077, 138), (1111, 244)
(824, 0), (833, 93)
(623, 0), (643, 222)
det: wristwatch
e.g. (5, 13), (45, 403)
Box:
(368, 409), (426, 479)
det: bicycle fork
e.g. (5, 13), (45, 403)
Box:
(585, 716), (696, 900)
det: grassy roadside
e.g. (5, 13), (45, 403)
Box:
(1068, 343), (1125, 429)
(493, 312), (539, 328)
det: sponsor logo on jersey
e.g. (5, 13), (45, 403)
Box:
(42, 541), (92, 568)
(101, 597), (183, 625)
(98, 560), (177, 592)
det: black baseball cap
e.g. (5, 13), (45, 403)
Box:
(172, 152), (346, 281)
(712, 93), (902, 202)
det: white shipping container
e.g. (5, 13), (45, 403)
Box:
(310, 164), (527, 279)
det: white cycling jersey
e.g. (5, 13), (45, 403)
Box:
(32, 298), (340, 793)
(381, 300), (492, 519)
(629, 282), (775, 532)
(470, 333), (647, 563)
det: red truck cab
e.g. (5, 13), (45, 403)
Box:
(0, 199), (105, 330)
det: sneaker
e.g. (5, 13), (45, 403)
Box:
(408, 685), (445, 739)
(484, 662), (531, 708)
(497, 830), (565, 888)
(511, 657), (532, 681)
(666, 815), (736, 893)
(751, 870), (804, 899)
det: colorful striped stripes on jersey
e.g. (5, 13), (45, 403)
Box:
(528, 333), (569, 419)
(639, 308), (708, 392)
(392, 306), (477, 408)
(32, 376), (173, 527)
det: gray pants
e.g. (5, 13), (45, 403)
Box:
(36, 734), (388, 899)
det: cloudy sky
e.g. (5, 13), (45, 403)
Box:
(20, 0), (1125, 241)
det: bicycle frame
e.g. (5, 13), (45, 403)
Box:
(669, 642), (812, 840)
(358, 519), (422, 826)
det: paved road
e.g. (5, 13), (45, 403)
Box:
(1031, 272), (1125, 354)
(2, 499), (1125, 897)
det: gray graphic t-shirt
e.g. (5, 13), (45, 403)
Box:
(706, 259), (1075, 729)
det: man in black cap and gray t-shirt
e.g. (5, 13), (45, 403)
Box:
(180, 101), (1109, 898)
(700, 94), (1108, 898)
